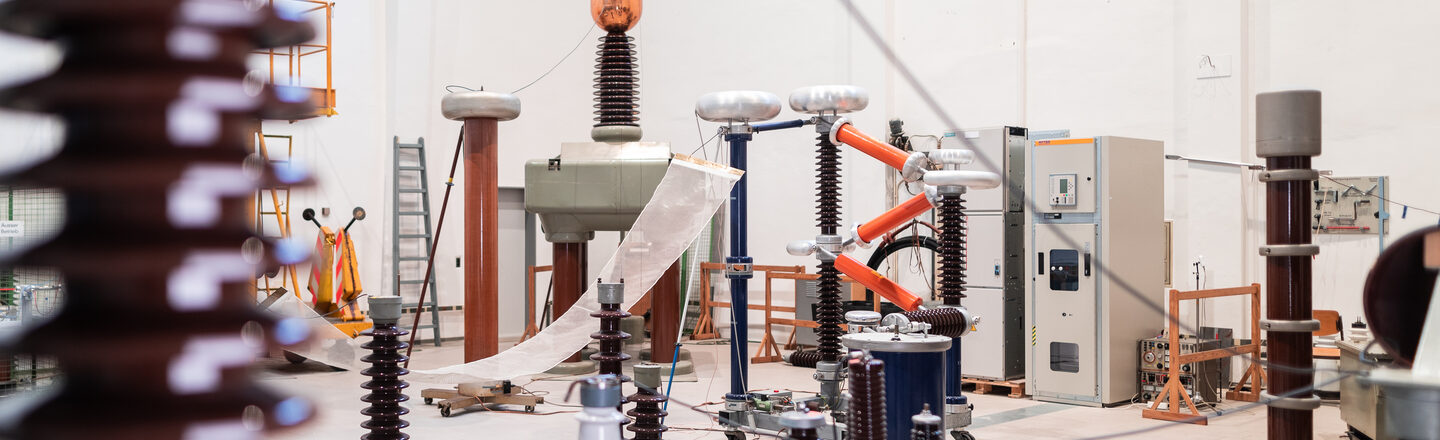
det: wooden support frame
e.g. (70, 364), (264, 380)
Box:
(756, 271), (871, 363)
(518, 265), (553, 343)
(690, 262), (806, 341)
(1142, 283), (1266, 425)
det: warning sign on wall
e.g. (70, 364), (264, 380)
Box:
(0, 221), (23, 237)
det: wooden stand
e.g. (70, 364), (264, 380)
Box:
(690, 261), (805, 344)
(420, 381), (543, 418)
(519, 265), (553, 343)
(1142, 284), (1266, 425)
(964, 377), (1027, 398)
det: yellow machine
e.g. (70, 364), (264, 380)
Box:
(303, 207), (371, 337)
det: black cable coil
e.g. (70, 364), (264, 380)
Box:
(938, 194), (967, 305)
(0, 1), (315, 438)
(848, 354), (887, 440)
(361, 321), (411, 440)
(593, 32), (638, 127)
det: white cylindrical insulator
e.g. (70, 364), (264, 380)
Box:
(922, 170), (1002, 189)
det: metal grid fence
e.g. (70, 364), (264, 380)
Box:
(0, 185), (64, 395)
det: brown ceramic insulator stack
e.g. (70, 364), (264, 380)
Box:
(937, 194), (967, 304)
(0, 1), (316, 438)
(593, 32), (638, 127)
(626, 364), (667, 440)
(814, 134), (845, 362)
(360, 298), (410, 440)
(902, 307), (971, 338)
(785, 349), (822, 368)
(847, 353), (886, 440)
(590, 293), (632, 377)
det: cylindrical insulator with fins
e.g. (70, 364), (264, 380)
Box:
(361, 314), (411, 439)
(0, 1), (316, 438)
(590, 300), (632, 377)
(786, 349), (823, 368)
(938, 194), (967, 305)
(626, 364), (667, 440)
(593, 32), (639, 127)
(814, 133), (845, 362)
(847, 353), (886, 440)
(902, 307), (971, 338)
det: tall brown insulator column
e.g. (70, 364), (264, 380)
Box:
(1255, 89), (1323, 439)
(649, 261), (681, 363)
(0, 1), (316, 437)
(553, 242), (589, 362)
(441, 92), (520, 362)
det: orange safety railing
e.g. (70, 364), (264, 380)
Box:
(252, 0), (337, 119)
(1142, 283), (1266, 425)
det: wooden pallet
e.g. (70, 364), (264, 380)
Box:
(963, 377), (1027, 398)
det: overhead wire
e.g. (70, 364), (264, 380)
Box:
(511, 24), (596, 94)
(834, 0), (1342, 380)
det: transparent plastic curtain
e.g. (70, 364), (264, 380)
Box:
(413, 155), (740, 382)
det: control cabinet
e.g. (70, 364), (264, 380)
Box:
(1026, 136), (1164, 407)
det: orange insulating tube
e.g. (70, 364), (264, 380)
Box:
(833, 254), (923, 311)
(856, 193), (935, 244)
(835, 123), (910, 170)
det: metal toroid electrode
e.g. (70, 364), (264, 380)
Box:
(362, 296), (411, 440)
(0, 2), (317, 437)
(780, 411), (827, 440)
(848, 351), (887, 440)
(626, 364), (668, 440)
(909, 404), (944, 440)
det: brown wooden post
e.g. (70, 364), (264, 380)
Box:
(650, 261), (682, 363)
(553, 242), (588, 362)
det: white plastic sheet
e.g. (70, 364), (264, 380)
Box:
(265, 292), (365, 371)
(413, 155), (740, 382)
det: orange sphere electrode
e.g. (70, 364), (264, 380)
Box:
(592, 0), (642, 32)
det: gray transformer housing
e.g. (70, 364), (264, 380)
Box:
(524, 142), (671, 243)
(1025, 136), (1165, 407)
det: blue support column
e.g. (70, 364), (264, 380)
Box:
(724, 131), (753, 399)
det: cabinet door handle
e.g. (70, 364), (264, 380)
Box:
(1084, 252), (1091, 277)
(1038, 252), (1045, 275)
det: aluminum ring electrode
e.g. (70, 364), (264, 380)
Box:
(827, 118), (850, 146)
(1259, 169), (1320, 182)
(1261, 318), (1322, 333)
(1259, 244), (1321, 257)
(1260, 392), (1322, 410)
(694, 90), (782, 123)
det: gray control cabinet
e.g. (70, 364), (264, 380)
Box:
(1026, 136), (1164, 407)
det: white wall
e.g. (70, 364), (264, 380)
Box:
(2, 0), (1436, 347)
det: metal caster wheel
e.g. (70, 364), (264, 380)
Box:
(951, 430), (976, 440)
(440, 405), (452, 417)
(525, 405), (536, 413)
(724, 432), (745, 440)
(424, 397), (433, 405)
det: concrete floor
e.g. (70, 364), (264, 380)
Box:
(261, 340), (1350, 439)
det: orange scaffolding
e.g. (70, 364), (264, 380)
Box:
(252, 0), (337, 119)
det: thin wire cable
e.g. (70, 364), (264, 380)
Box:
(635, 382), (785, 439)
(511, 25), (595, 94)
(835, 0), (1324, 378)
(1075, 371), (1358, 440)
(445, 85), (477, 93)
(688, 129), (722, 159)
(1321, 175), (1439, 216)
